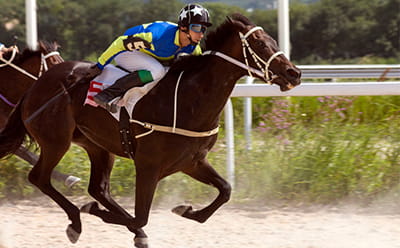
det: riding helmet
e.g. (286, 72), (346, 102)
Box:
(178, 4), (212, 27)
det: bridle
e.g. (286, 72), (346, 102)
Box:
(0, 46), (63, 107)
(203, 26), (284, 83)
(240, 26), (284, 81)
(0, 46), (62, 80)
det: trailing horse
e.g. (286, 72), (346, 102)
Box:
(0, 41), (80, 187)
(0, 41), (63, 126)
(0, 14), (301, 247)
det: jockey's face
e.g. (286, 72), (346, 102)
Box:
(188, 28), (204, 44)
(179, 26), (205, 46)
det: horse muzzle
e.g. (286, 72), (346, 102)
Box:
(272, 67), (301, 92)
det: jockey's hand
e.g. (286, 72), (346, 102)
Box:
(11, 45), (19, 53)
(123, 36), (152, 51)
(85, 64), (102, 79)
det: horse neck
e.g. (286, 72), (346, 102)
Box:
(176, 46), (246, 129)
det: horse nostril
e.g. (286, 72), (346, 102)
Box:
(287, 68), (301, 79)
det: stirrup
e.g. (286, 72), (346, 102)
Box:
(93, 95), (118, 113)
(107, 102), (118, 113)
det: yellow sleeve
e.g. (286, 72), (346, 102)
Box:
(192, 44), (202, 56)
(97, 35), (128, 69)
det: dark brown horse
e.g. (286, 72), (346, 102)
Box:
(0, 41), (80, 187)
(0, 14), (301, 247)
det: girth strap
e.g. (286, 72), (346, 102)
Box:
(130, 119), (219, 138)
(119, 107), (135, 158)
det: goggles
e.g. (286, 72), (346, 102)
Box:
(189, 24), (207, 33)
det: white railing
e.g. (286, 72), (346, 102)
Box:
(299, 64), (400, 79)
(232, 81), (400, 97)
(224, 64), (400, 189)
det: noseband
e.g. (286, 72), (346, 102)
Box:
(203, 26), (284, 83)
(0, 47), (61, 80)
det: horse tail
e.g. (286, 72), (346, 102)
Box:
(0, 103), (29, 159)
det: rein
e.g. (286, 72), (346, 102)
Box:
(0, 47), (61, 107)
(203, 26), (284, 83)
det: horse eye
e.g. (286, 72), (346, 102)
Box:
(255, 40), (266, 48)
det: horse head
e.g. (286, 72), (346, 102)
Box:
(223, 14), (301, 91)
(38, 40), (64, 70)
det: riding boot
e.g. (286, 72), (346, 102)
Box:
(94, 71), (145, 113)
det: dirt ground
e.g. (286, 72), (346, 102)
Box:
(0, 196), (399, 248)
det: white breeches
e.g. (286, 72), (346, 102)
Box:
(114, 50), (166, 82)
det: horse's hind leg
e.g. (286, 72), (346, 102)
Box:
(172, 158), (231, 223)
(77, 138), (148, 247)
(28, 143), (82, 243)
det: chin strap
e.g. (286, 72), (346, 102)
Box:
(185, 31), (199, 46)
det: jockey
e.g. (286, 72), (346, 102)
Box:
(0, 42), (18, 59)
(87, 3), (212, 113)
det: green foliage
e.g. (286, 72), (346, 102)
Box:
(0, 156), (33, 198)
(0, 0), (398, 62)
(232, 96), (400, 204)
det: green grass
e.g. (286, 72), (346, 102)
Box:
(1, 95), (400, 206)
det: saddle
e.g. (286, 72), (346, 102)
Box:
(84, 64), (160, 120)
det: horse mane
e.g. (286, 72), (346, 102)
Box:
(205, 13), (254, 51)
(1, 40), (57, 65)
(169, 13), (254, 73)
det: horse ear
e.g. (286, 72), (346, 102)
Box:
(226, 15), (246, 31)
(226, 16), (233, 24)
(53, 40), (61, 50)
(38, 40), (45, 52)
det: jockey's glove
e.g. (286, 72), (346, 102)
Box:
(85, 64), (102, 79)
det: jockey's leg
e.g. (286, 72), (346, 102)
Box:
(93, 50), (165, 113)
(93, 70), (151, 113)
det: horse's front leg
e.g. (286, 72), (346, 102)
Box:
(84, 161), (160, 233)
(78, 141), (150, 248)
(172, 158), (231, 223)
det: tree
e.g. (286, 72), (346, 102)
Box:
(0, 0), (26, 47)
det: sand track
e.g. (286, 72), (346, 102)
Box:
(0, 197), (399, 248)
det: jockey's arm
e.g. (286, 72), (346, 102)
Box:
(96, 34), (152, 70)
(96, 36), (128, 70)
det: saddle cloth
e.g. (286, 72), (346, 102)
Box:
(84, 64), (159, 120)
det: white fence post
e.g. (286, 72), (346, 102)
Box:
(244, 77), (254, 150)
(224, 99), (235, 189)
(278, 0), (290, 59)
(26, 0), (38, 50)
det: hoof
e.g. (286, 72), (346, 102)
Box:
(171, 205), (192, 216)
(66, 224), (80, 243)
(64, 175), (81, 188)
(80, 201), (98, 213)
(134, 237), (149, 248)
